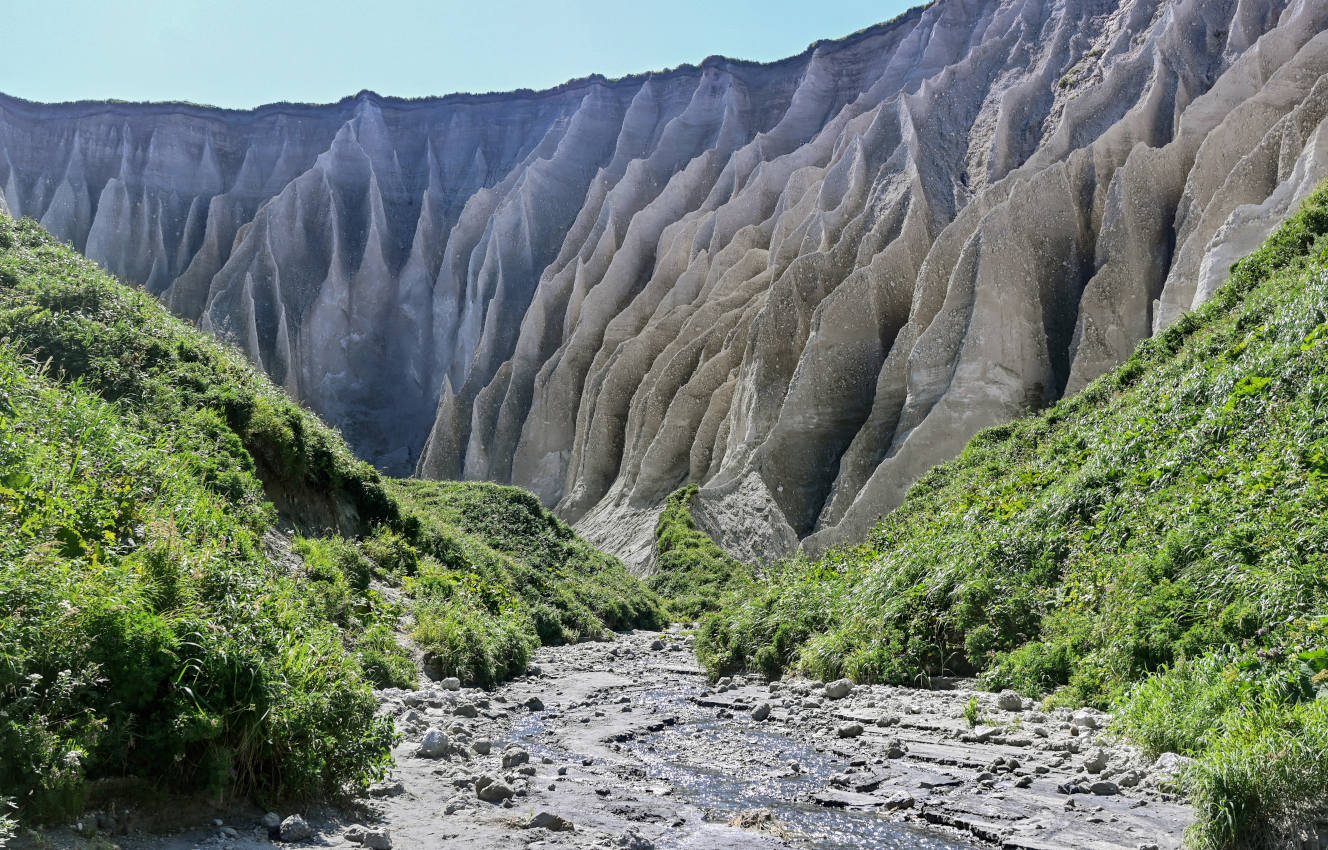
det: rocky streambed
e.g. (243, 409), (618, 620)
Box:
(35, 629), (1193, 850)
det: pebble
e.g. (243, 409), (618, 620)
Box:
(836, 722), (864, 738)
(439, 677), (461, 691)
(751, 703), (771, 721)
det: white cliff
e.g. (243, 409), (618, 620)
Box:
(3, 0), (1327, 567)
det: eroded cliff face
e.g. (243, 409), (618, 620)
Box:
(4, 0), (1328, 567)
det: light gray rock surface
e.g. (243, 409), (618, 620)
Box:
(3, 0), (1328, 565)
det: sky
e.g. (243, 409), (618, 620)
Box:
(1, 1), (920, 110)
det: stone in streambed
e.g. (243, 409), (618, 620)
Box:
(522, 811), (574, 832)
(751, 703), (771, 721)
(836, 722), (864, 738)
(824, 679), (854, 699)
(475, 774), (514, 803)
(416, 728), (449, 758)
(278, 815), (312, 843)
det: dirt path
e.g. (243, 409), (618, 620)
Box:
(24, 628), (1192, 850)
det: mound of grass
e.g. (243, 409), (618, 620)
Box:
(699, 183), (1328, 846)
(386, 480), (664, 685)
(0, 214), (661, 820)
(648, 485), (752, 620)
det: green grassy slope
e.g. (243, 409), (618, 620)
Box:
(0, 214), (660, 819)
(647, 485), (752, 620)
(698, 185), (1328, 847)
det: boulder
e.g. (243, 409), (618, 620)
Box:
(824, 679), (854, 700)
(522, 811), (574, 832)
(278, 815), (312, 843)
(416, 728), (449, 758)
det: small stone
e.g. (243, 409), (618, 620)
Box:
(439, 677), (461, 691)
(824, 679), (854, 700)
(1014, 776), (1033, 788)
(362, 828), (392, 849)
(525, 696), (545, 711)
(454, 703), (479, 718)
(343, 825), (367, 844)
(615, 828), (655, 849)
(261, 813), (282, 831)
(278, 815), (312, 843)
(1137, 844), (1161, 850)
(876, 713), (900, 727)
(751, 703), (771, 721)
(836, 722), (864, 738)
(1071, 710), (1100, 730)
(1090, 781), (1119, 796)
(502, 747), (530, 768)
(472, 739), (492, 756)
(220, 827), (238, 839)
(1084, 748), (1109, 774)
(996, 690), (1024, 711)
(522, 811), (575, 832)
(649, 639), (666, 651)
(417, 728), (450, 758)
(477, 776), (514, 803)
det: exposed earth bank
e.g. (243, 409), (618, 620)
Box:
(27, 630), (1193, 850)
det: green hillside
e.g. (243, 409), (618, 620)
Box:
(0, 214), (660, 820)
(698, 185), (1328, 847)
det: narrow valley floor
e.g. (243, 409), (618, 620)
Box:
(27, 629), (1194, 850)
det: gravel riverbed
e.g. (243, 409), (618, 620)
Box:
(25, 628), (1193, 850)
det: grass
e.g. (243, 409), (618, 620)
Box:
(698, 183), (1328, 846)
(387, 479), (664, 685)
(647, 485), (752, 621)
(0, 214), (661, 821)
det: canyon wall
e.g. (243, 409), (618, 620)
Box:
(3, 0), (1328, 566)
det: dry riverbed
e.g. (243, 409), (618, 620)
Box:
(23, 628), (1192, 850)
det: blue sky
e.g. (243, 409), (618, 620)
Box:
(1, 1), (919, 109)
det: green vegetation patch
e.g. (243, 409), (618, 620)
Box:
(699, 183), (1328, 846)
(386, 479), (663, 686)
(648, 485), (752, 620)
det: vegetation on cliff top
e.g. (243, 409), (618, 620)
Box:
(0, 214), (660, 820)
(698, 183), (1328, 847)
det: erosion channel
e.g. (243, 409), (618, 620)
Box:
(306, 629), (1190, 850)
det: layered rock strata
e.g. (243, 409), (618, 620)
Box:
(3, 0), (1327, 565)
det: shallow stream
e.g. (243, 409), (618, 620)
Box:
(512, 681), (979, 850)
